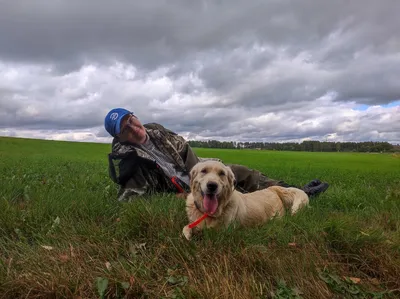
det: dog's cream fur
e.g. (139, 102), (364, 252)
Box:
(182, 160), (309, 240)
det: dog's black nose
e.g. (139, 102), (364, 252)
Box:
(206, 181), (218, 193)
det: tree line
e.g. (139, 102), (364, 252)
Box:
(188, 140), (399, 152)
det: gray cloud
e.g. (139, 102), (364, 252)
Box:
(0, 0), (399, 144)
(2, 1), (399, 67)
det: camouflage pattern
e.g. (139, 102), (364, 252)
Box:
(107, 123), (292, 201)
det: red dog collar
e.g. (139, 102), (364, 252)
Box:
(188, 213), (208, 228)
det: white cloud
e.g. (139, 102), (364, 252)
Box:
(1, 59), (399, 144)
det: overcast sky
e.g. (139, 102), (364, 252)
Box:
(1, 0), (399, 144)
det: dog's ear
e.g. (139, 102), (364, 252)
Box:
(189, 165), (198, 184)
(226, 166), (237, 191)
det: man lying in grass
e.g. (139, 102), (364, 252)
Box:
(104, 108), (329, 201)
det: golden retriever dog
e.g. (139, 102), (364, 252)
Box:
(182, 160), (309, 240)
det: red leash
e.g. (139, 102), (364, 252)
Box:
(171, 176), (185, 193)
(188, 213), (208, 228)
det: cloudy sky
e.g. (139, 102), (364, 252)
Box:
(1, 0), (399, 144)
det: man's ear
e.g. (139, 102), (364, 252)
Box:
(226, 166), (237, 191)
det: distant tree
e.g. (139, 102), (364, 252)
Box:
(188, 139), (394, 153)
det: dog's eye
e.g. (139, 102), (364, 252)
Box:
(201, 168), (207, 174)
(219, 171), (226, 176)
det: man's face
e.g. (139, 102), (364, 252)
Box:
(118, 114), (147, 144)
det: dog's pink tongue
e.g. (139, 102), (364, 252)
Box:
(203, 194), (218, 215)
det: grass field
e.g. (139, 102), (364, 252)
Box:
(0, 136), (399, 299)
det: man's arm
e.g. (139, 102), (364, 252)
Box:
(178, 140), (200, 171)
(146, 123), (201, 171)
(144, 123), (221, 177)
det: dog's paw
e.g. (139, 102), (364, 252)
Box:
(182, 225), (192, 240)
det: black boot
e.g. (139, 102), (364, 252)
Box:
(302, 179), (329, 198)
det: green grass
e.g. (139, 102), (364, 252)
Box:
(0, 136), (399, 298)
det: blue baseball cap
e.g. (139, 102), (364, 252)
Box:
(104, 108), (132, 137)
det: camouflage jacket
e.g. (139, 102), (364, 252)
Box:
(107, 123), (289, 201)
(108, 123), (221, 201)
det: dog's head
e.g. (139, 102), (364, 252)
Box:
(189, 160), (236, 216)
